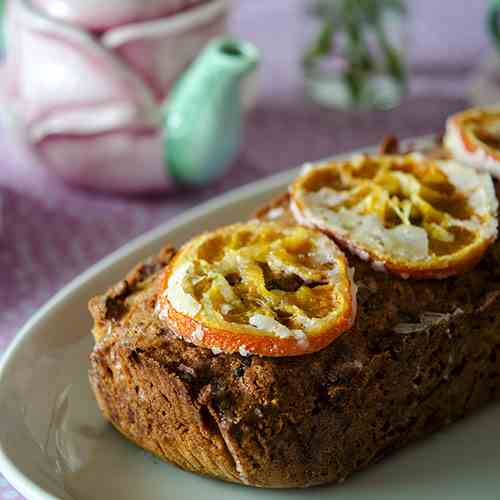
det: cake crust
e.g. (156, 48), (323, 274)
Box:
(89, 186), (500, 488)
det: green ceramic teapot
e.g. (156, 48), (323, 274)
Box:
(1, 0), (260, 192)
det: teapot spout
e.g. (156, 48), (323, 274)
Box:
(164, 38), (260, 185)
(208, 38), (259, 78)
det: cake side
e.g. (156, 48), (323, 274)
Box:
(89, 195), (500, 487)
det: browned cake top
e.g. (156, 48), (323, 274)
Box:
(89, 181), (500, 423)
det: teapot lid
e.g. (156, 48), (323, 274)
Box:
(30, 0), (209, 30)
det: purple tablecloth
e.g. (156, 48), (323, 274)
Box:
(0, 0), (492, 498)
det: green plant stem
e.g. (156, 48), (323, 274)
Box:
(342, 16), (376, 104)
(304, 0), (407, 106)
(303, 18), (334, 71)
(374, 21), (406, 85)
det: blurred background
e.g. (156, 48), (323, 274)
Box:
(0, 0), (495, 350)
(0, 1), (497, 495)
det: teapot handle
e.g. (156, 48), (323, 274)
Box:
(488, 0), (500, 51)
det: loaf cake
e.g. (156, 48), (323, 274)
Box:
(89, 133), (500, 488)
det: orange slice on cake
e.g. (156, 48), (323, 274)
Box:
(445, 107), (500, 178)
(290, 153), (498, 279)
(157, 221), (357, 357)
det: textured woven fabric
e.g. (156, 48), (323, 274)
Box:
(0, 0), (490, 497)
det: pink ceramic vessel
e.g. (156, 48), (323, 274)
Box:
(31, 0), (207, 31)
(4, 0), (229, 192)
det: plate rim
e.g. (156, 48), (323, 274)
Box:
(0, 135), (433, 499)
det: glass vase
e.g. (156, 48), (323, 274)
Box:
(303, 0), (408, 110)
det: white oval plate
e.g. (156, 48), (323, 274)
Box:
(1, 139), (500, 500)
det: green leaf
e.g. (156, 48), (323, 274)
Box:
(374, 21), (407, 84)
(303, 18), (334, 69)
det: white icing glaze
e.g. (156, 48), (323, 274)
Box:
(166, 261), (201, 316)
(158, 306), (170, 321)
(191, 324), (204, 342)
(393, 308), (464, 334)
(303, 206), (430, 262)
(299, 162), (315, 176)
(249, 314), (306, 340)
(266, 207), (284, 220)
(220, 303), (232, 315)
(372, 260), (386, 272)
(292, 330), (309, 347)
(308, 233), (341, 264)
(307, 188), (352, 208)
(238, 345), (252, 357)
(291, 154), (499, 274)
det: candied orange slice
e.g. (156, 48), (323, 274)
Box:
(290, 153), (498, 279)
(445, 107), (500, 178)
(157, 221), (356, 357)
